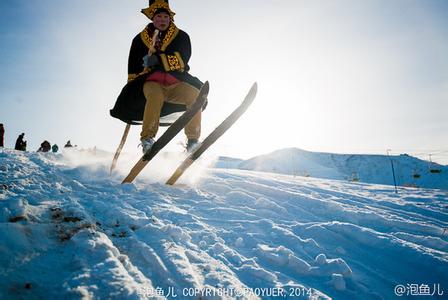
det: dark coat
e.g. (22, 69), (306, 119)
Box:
(110, 23), (204, 124)
(38, 140), (51, 152)
(14, 134), (26, 151)
(0, 125), (4, 147)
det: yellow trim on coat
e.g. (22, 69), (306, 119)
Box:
(128, 73), (138, 82)
(127, 69), (151, 82)
(160, 54), (170, 71)
(161, 23), (178, 51)
(159, 53), (184, 72)
(174, 52), (185, 70)
(140, 29), (153, 50)
(140, 23), (179, 53)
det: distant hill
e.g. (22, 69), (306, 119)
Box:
(217, 148), (448, 190)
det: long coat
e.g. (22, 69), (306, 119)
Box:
(110, 22), (203, 124)
(0, 125), (4, 147)
(14, 135), (25, 151)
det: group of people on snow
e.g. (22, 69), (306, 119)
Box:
(0, 124), (75, 153)
(37, 141), (63, 153)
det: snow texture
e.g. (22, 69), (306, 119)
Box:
(0, 148), (447, 299)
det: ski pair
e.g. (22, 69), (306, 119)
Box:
(122, 81), (257, 185)
(166, 82), (257, 185)
(121, 81), (209, 183)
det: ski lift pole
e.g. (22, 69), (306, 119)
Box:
(428, 154), (435, 170)
(387, 149), (398, 194)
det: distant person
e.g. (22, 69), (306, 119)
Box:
(52, 144), (59, 153)
(37, 140), (51, 152)
(64, 140), (73, 148)
(0, 123), (4, 147)
(14, 133), (26, 151)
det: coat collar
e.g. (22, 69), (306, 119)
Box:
(140, 23), (179, 52)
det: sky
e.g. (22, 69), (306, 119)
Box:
(1, 0), (447, 164)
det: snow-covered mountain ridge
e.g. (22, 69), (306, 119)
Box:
(0, 148), (447, 299)
(222, 148), (448, 190)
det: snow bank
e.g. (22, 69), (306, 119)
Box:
(1, 148), (447, 299)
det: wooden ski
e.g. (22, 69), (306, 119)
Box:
(166, 82), (257, 185)
(110, 124), (131, 175)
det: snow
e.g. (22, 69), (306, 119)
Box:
(0, 147), (447, 299)
(236, 148), (448, 190)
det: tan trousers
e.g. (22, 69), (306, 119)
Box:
(141, 81), (201, 140)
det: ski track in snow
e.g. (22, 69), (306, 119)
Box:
(0, 148), (447, 299)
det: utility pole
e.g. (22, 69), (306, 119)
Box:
(387, 149), (398, 194)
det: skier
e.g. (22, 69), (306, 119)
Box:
(110, 0), (204, 154)
(0, 123), (4, 147)
(14, 133), (26, 151)
(37, 140), (51, 152)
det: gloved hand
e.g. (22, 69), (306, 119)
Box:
(142, 54), (159, 68)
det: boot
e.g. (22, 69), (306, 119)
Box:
(186, 138), (199, 153)
(140, 137), (155, 154)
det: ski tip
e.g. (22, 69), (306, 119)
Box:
(200, 81), (210, 95)
(251, 82), (258, 94)
(247, 82), (257, 98)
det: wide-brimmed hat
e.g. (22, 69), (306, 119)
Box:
(141, 0), (175, 20)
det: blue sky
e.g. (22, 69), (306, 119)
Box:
(1, 0), (447, 163)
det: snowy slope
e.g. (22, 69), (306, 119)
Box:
(237, 148), (448, 190)
(1, 148), (447, 299)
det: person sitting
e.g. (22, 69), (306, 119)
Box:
(111, 0), (204, 154)
(37, 140), (51, 152)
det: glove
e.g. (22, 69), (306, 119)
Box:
(142, 54), (159, 68)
